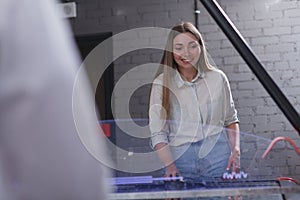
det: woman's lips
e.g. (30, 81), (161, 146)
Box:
(181, 58), (193, 64)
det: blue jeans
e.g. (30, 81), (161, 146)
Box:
(169, 132), (231, 181)
(167, 132), (231, 199)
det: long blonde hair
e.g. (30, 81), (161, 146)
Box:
(155, 22), (215, 119)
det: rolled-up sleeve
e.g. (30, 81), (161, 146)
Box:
(223, 74), (239, 126)
(149, 76), (169, 149)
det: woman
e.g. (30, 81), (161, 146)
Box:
(149, 22), (240, 181)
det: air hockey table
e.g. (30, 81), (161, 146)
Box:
(108, 176), (300, 199)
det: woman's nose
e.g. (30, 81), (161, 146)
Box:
(181, 47), (190, 57)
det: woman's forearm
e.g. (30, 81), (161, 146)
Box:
(225, 122), (240, 172)
(226, 122), (240, 152)
(154, 142), (175, 167)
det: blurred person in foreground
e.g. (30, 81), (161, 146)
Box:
(0, 0), (110, 199)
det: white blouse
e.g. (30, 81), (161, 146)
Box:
(149, 68), (239, 148)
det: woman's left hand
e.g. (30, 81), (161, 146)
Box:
(226, 147), (240, 173)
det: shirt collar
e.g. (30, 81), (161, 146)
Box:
(174, 68), (204, 88)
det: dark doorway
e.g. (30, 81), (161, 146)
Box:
(75, 33), (114, 121)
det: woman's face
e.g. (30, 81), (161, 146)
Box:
(173, 32), (201, 71)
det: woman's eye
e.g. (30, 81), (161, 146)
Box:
(174, 47), (182, 51)
(190, 45), (198, 49)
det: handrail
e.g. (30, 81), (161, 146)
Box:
(262, 136), (300, 158)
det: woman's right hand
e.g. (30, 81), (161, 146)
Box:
(165, 163), (181, 179)
(154, 143), (181, 179)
